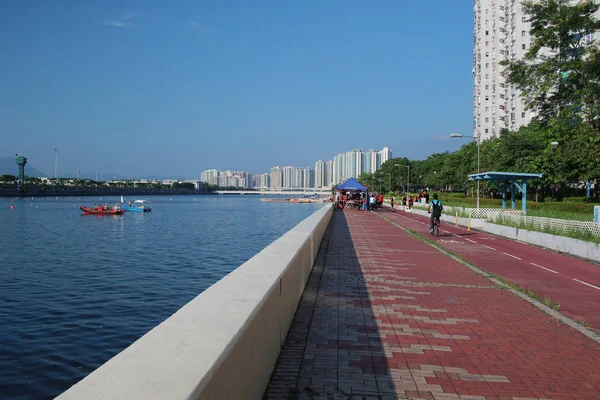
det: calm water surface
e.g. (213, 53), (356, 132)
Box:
(0, 195), (324, 399)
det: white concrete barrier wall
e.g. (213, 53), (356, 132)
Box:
(482, 222), (600, 262)
(394, 205), (486, 229)
(383, 202), (600, 262)
(57, 203), (334, 400)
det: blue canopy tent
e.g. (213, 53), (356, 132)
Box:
(336, 177), (369, 210)
(336, 177), (368, 192)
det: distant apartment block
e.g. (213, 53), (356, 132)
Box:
(315, 160), (325, 188)
(201, 169), (251, 188)
(332, 147), (392, 186)
(200, 169), (219, 185)
(202, 145), (392, 190)
(325, 160), (334, 187)
(270, 166), (283, 189)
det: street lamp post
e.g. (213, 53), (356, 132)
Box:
(386, 173), (391, 194)
(550, 141), (559, 199)
(450, 133), (481, 209)
(54, 148), (58, 181)
(405, 165), (410, 204)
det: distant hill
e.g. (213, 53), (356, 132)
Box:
(0, 157), (46, 177)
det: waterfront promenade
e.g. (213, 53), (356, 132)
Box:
(382, 209), (600, 330)
(265, 209), (600, 399)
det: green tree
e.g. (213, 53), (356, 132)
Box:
(0, 174), (16, 182)
(173, 182), (196, 190)
(501, 0), (600, 128)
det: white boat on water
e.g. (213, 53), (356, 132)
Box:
(120, 198), (152, 212)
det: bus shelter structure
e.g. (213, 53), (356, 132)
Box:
(468, 172), (542, 212)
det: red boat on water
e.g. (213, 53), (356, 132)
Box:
(80, 206), (125, 215)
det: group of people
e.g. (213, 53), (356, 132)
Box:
(389, 190), (430, 210)
(335, 188), (444, 233)
(93, 203), (119, 211)
(335, 191), (384, 211)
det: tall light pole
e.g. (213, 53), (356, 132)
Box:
(550, 141), (559, 199)
(394, 163), (404, 202)
(451, 133), (481, 209)
(54, 148), (58, 180)
(405, 165), (410, 203)
(77, 169), (80, 179)
(386, 173), (391, 194)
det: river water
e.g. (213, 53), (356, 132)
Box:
(0, 195), (324, 399)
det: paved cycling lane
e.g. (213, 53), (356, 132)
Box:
(380, 208), (600, 330)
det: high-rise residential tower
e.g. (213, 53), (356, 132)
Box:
(473, 0), (600, 140)
(325, 160), (334, 187)
(315, 160), (325, 188)
(270, 166), (283, 189)
(473, 0), (535, 140)
(200, 169), (219, 185)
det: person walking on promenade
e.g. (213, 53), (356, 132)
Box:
(369, 194), (376, 211)
(390, 196), (395, 210)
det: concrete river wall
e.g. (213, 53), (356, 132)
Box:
(56, 203), (334, 400)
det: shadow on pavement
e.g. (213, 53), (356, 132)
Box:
(264, 209), (396, 399)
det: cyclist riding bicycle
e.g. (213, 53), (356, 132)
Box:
(428, 194), (443, 233)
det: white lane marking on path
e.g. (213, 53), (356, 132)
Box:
(482, 245), (497, 251)
(531, 263), (559, 274)
(453, 234), (478, 244)
(573, 279), (600, 291)
(502, 252), (523, 260)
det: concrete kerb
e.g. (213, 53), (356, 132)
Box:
(482, 221), (600, 263)
(373, 211), (600, 345)
(386, 202), (600, 263)
(57, 203), (334, 400)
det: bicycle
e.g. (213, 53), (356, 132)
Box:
(431, 216), (440, 237)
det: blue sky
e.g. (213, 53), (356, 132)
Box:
(1, 1), (473, 179)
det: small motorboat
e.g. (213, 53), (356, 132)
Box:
(121, 199), (152, 212)
(80, 205), (125, 215)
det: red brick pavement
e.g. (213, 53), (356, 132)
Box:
(381, 208), (600, 330)
(265, 210), (600, 400)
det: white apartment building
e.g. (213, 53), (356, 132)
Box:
(474, 0), (600, 140)
(270, 166), (283, 189)
(282, 166), (295, 189)
(303, 167), (315, 188)
(294, 167), (304, 188)
(200, 169), (219, 185)
(253, 173), (270, 189)
(325, 160), (334, 187)
(315, 160), (325, 188)
(379, 147), (392, 165)
(331, 147), (393, 185)
(473, 0), (534, 139)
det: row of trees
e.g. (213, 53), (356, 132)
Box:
(0, 176), (253, 192)
(358, 0), (599, 200)
(0, 177), (200, 191)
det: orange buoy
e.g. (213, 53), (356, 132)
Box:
(10, 205), (14, 210)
